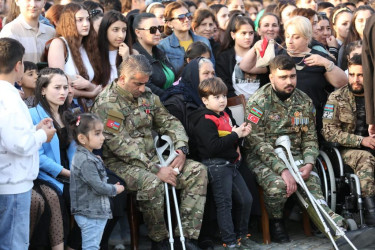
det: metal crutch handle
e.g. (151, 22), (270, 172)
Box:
(154, 135), (186, 250)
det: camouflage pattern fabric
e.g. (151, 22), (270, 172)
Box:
(243, 83), (345, 227)
(91, 81), (207, 241)
(322, 85), (375, 197)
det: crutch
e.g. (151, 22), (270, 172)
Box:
(275, 135), (357, 250)
(154, 135), (186, 250)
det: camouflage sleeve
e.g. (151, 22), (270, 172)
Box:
(321, 97), (363, 148)
(152, 95), (189, 150)
(92, 102), (160, 174)
(301, 103), (319, 165)
(244, 100), (287, 175)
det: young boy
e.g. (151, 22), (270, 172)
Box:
(190, 77), (255, 249)
(18, 61), (38, 108)
(0, 37), (55, 250)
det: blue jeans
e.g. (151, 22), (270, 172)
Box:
(0, 190), (32, 250)
(75, 215), (107, 250)
(204, 159), (253, 244)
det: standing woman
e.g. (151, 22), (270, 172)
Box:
(339, 5), (373, 69)
(192, 8), (221, 58)
(330, 6), (352, 46)
(146, 2), (165, 26)
(216, 14), (256, 99)
(158, 1), (214, 74)
(132, 13), (176, 97)
(210, 4), (229, 44)
(239, 13), (281, 86)
(98, 10), (133, 87)
(48, 3), (103, 100)
(29, 68), (75, 250)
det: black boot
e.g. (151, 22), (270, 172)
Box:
(175, 238), (202, 250)
(269, 219), (290, 243)
(151, 239), (171, 250)
(363, 196), (375, 226)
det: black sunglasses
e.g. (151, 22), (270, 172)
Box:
(170, 12), (193, 22)
(137, 25), (164, 34)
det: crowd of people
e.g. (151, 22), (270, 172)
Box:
(1, 0), (375, 249)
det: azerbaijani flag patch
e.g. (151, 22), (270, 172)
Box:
(323, 104), (335, 120)
(106, 119), (120, 130)
(250, 107), (263, 118)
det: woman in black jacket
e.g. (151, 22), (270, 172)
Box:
(216, 13), (256, 99)
(132, 13), (176, 97)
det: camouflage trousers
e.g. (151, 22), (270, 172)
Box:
(120, 159), (207, 242)
(341, 149), (375, 197)
(252, 163), (345, 227)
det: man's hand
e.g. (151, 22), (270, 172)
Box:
(299, 163), (313, 180)
(169, 149), (186, 172)
(361, 136), (375, 149)
(368, 124), (375, 137)
(156, 166), (178, 186)
(281, 169), (297, 197)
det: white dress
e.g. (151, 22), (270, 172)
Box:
(60, 37), (95, 82)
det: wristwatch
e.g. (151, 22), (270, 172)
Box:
(178, 146), (189, 155)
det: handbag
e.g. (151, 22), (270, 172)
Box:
(255, 39), (275, 68)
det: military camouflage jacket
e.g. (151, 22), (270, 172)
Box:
(321, 84), (363, 148)
(244, 83), (319, 174)
(91, 81), (189, 175)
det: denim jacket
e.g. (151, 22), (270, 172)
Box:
(158, 30), (215, 74)
(70, 145), (116, 219)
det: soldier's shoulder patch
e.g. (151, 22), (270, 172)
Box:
(105, 110), (125, 134)
(247, 106), (263, 124)
(323, 104), (335, 120)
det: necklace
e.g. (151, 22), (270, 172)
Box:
(274, 40), (311, 70)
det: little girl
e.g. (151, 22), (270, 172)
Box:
(69, 113), (125, 249)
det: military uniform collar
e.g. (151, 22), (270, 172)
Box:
(114, 81), (135, 100)
(270, 86), (295, 106)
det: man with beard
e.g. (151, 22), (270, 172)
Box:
(244, 55), (345, 243)
(322, 54), (375, 226)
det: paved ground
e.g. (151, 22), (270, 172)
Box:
(109, 218), (334, 250)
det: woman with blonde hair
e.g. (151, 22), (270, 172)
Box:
(282, 16), (347, 138)
(48, 3), (103, 100)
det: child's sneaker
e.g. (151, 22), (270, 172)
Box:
(238, 234), (257, 249)
(222, 241), (241, 249)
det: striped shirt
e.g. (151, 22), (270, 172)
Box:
(0, 15), (55, 63)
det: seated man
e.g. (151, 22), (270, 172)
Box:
(322, 54), (375, 225)
(244, 55), (345, 243)
(91, 54), (207, 250)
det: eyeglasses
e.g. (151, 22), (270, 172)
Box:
(170, 13), (193, 22)
(137, 25), (164, 34)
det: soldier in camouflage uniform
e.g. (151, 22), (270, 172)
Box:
(322, 55), (375, 225)
(244, 55), (345, 243)
(91, 55), (207, 250)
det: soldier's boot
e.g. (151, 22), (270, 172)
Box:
(151, 238), (171, 250)
(175, 238), (202, 250)
(269, 219), (290, 243)
(363, 196), (375, 226)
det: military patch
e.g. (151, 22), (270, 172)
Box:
(323, 104), (335, 120)
(247, 114), (260, 124)
(323, 111), (333, 119)
(250, 107), (263, 118)
(269, 114), (280, 121)
(105, 110), (124, 134)
(106, 120), (120, 130)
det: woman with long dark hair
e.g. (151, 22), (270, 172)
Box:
(29, 68), (75, 250)
(98, 10), (134, 86)
(216, 14), (256, 99)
